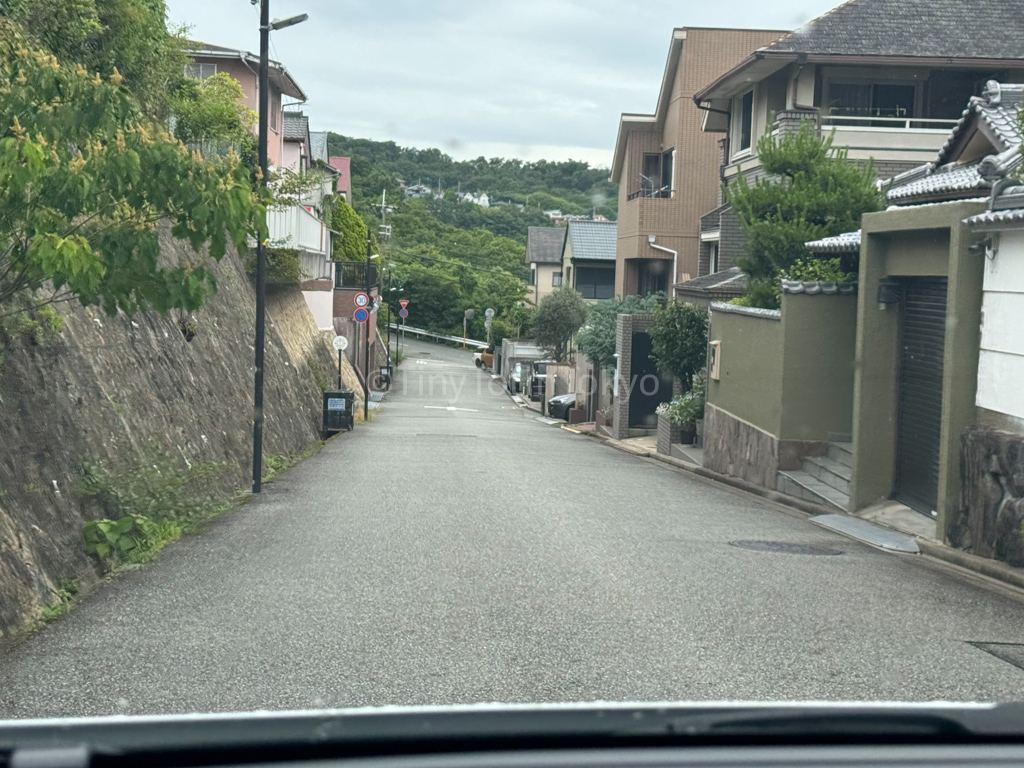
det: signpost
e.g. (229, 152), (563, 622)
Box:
(354, 292), (370, 308)
(353, 307), (369, 323)
(332, 335), (348, 389)
(399, 308), (408, 319)
(399, 299), (409, 309)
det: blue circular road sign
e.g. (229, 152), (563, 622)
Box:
(399, 308), (409, 318)
(354, 307), (369, 323)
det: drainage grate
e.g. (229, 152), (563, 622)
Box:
(729, 540), (843, 556)
(969, 642), (1024, 672)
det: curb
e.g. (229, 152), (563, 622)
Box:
(917, 540), (1024, 592)
(586, 433), (1024, 595)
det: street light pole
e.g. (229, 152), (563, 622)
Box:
(250, 0), (271, 495)
(251, 1), (307, 495)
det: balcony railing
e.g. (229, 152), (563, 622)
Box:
(267, 204), (329, 255)
(334, 261), (378, 290)
(820, 114), (960, 131)
(627, 187), (671, 201)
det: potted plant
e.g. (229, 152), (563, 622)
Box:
(655, 371), (706, 446)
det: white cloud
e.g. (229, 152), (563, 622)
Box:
(167, 0), (837, 164)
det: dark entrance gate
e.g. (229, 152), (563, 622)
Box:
(628, 332), (671, 429)
(894, 277), (948, 515)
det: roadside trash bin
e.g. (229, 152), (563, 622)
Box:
(322, 390), (355, 438)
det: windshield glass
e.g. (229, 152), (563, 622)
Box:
(2, 0), (1024, 724)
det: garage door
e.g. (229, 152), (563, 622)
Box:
(894, 277), (948, 515)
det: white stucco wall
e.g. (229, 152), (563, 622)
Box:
(302, 290), (334, 331)
(977, 228), (1024, 420)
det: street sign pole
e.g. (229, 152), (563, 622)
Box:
(364, 233), (371, 421)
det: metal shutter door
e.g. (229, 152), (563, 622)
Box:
(894, 277), (948, 515)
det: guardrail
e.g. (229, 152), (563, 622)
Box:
(820, 115), (959, 130)
(390, 323), (488, 349)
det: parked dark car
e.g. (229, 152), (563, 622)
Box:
(547, 393), (576, 420)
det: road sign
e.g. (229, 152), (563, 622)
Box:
(399, 308), (409, 319)
(399, 299), (409, 309)
(485, 307), (494, 318)
(354, 307), (369, 323)
(354, 292), (370, 308)
(332, 335), (349, 352)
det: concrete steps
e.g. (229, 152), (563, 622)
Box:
(777, 441), (852, 511)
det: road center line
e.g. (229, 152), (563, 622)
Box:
(424, 406), (479, 412)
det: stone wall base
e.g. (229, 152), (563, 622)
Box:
(950, 427), (1024, 566)
(703, 403), (779, 489)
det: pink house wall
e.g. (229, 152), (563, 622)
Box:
(191, 55), (285, 167)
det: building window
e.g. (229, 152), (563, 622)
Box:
(552, 272), (562, 287)
(739, 90), (754, 151)
(529, 267), (536, 286)
(827, 82), (915, 120)
(637, 151), (673, 198)
(185, 62), (217, 80)
(576, 267), (614, 300)
(566, 266), (572, 287)
(270, 106), (278, 132)
(709, 242), (719, 274)
(641, 153), (661, 194)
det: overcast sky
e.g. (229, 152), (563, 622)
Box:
(166, 0), (837, 168)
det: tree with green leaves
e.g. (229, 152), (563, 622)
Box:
(170, 72), (257, 160)
(725, 120), (883, 309)
(0, 22), (257, 334)
(330, 196), (370, 261)
(648, 303), (709, 391)
(531, 288), (587, 362)
(2, 0), (188, 119)
(575, 294), (662, 370)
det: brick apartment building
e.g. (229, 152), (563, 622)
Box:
(609, 27), (787, 298)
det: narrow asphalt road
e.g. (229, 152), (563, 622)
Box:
(3, 338), (1024, 718)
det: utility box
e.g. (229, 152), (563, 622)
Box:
(322, 390), (355, 437)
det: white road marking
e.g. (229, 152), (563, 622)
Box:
(424, 406), (479, 412)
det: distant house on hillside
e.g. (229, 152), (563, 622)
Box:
(328, 156), (351, 202)
(526, 227), (567, 305)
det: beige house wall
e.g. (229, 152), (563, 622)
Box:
(530, 263), (561, 306)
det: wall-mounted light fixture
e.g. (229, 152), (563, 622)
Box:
(877, 282), (900, 311)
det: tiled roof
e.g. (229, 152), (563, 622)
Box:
(710, 302), (781, 320)
(282, 112), (308, 142)
(329, 156), (351, 194)
(962, 204), (1024, 228)
(934, 81), (1024, 167)
(765, 0), (1024, 58)
(676, 266), (747, 294)
(566, 220), (616, 262)
(887, 163), (989, 203)
(781, 280), (857, 295)
(883, 82), (1024, 205)
(805, 230), (862, 253)
(526, 227), (565, 264)
(309, 131), (329, 163)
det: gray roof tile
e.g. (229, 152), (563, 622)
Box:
(781, 280), (857, 295)
(765, 0), (1024, 58)
(282, 111), (308, 141)
(526, 227), (565, 264)
(805, 230), (861, 253)
(887, 163), (989, 202)
(566, 220), (617, 262)
(966, 207), (1024, 228)
(309, 131), (329, 163)
(676, 266), (747, 293)
(934, 81), (1023, 167)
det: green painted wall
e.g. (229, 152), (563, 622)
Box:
(707, 308), (783, 436)
(850, 200), (986, 538)
(779, 292), (858, 441)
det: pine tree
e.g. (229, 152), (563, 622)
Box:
(725, 120), (884, 308)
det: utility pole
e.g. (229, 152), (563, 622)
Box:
(250, 0), (270, 495)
